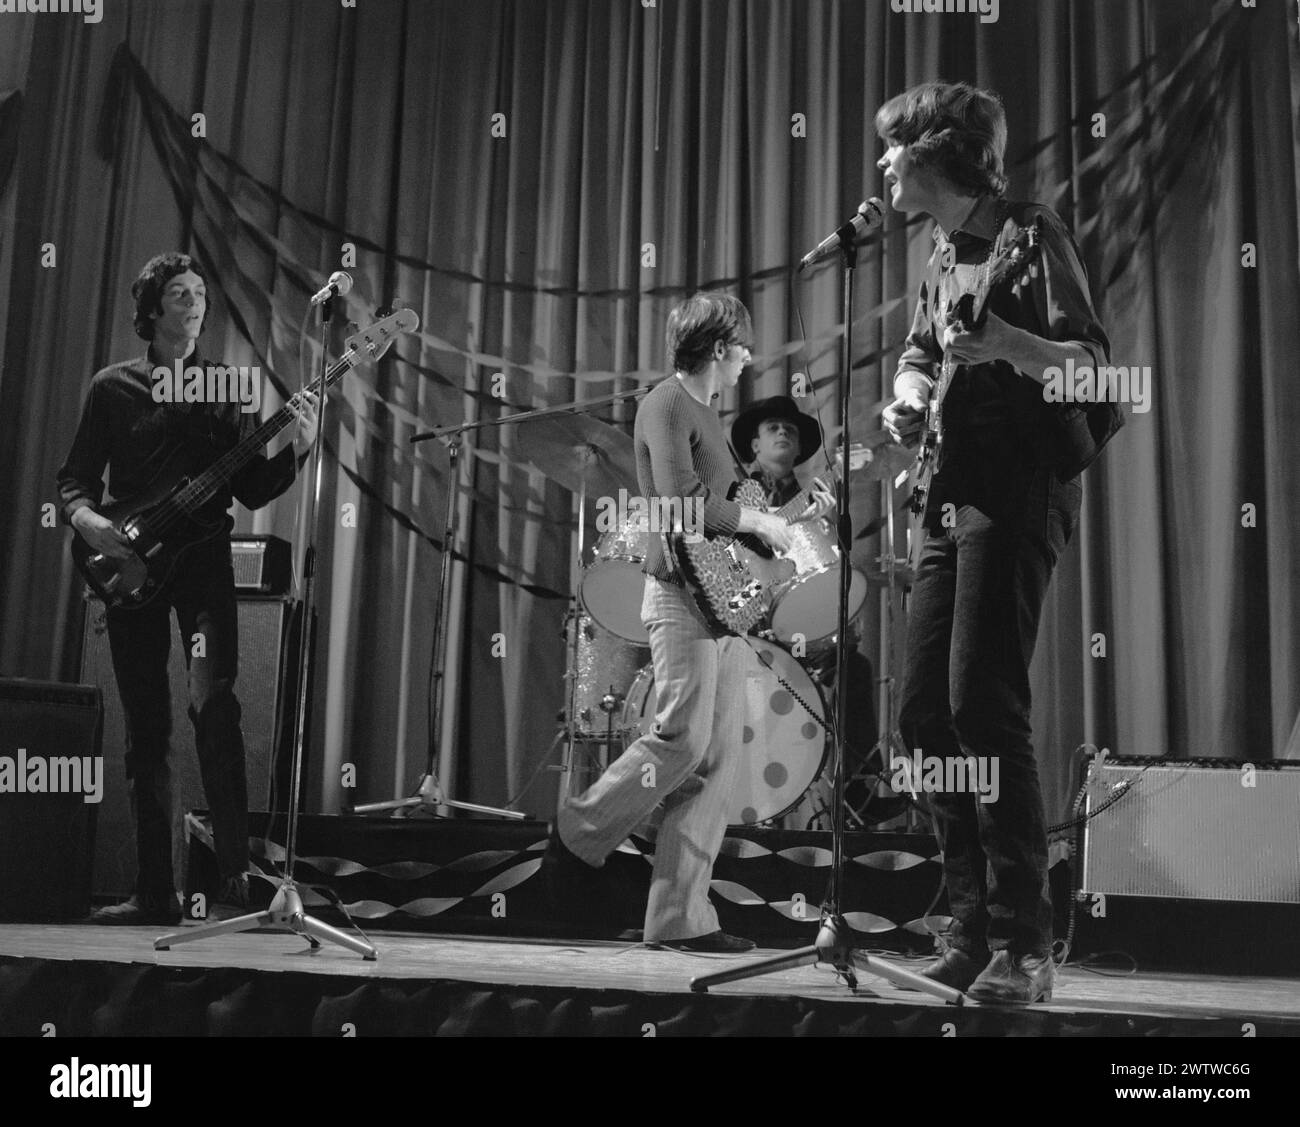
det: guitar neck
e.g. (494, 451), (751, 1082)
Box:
(772, 463), (842, 523)
(180, 346), (358, 510)
(931, 351), (959, 412)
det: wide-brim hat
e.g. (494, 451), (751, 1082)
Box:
(731, 395), (823, 466)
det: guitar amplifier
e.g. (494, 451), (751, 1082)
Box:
(1079, 756), (1300, 904)
(0, 679), (102, 919)
(231, 535), (291, 595)
(80, 595), (293, 897)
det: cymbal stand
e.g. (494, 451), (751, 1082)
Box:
(691, 238), (957, 1002)
(351, 425), (521, 820)
(399, 386), (649, 814)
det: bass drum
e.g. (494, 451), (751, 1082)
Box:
(622, 641), (828, 825)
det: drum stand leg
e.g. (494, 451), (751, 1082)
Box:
(847, 455), (927, 831)
(557, 477), (591, 811)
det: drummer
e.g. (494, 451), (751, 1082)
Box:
(730, 395), (823, 507)
(732, 395), (882, 825)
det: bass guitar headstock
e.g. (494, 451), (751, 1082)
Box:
(345, 306), (420, 363)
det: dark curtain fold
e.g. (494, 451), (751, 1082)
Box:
(1, 0), (1297, 831)
(0, 89), (21, 198)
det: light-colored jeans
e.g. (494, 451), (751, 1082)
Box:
(558, 576), (747, 942)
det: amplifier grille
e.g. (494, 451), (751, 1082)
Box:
(230, 535), (291, 595)
(1081, 760), (1300, 903)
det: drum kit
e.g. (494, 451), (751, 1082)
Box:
(522, 402), (912, 828)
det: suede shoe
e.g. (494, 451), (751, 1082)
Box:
(920, 946), (990, 991)
(88, 893), (181, 926)
(966, 950), (1055, 1004)
(895, 944), (989, 992)
(651, 930), (756, 953)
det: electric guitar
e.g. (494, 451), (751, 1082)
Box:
(665, 444), (871, 636)
(72, 308), (420, 610)
(906, 221), (1042, 572)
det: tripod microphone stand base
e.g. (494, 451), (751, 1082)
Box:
(689, 912), (962, 1003)
(153, 879), (377, 960)
(350, 772), (524, 819)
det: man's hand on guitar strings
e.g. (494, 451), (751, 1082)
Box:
(795, 478), (836, 523)
(290, 389), (321, 458)
(939, 310), (1025, 367)
(71, 508), (134, 560)
(743, 509), (796, 555)
(883, 387), (928, 449)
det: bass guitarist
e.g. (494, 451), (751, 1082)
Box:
(57, 252), (317, 925)
(878, 83), (1122, 1002)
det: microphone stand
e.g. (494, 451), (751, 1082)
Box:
(156, 288), (376, 959)
(690, 239), (955, 1001)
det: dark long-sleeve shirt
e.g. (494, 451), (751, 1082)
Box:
(634, 376), (743, 582)
(895, 196), (1122, 522)
(57, 352), (297, 528)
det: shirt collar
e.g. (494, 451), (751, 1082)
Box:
(932, 193), (1002, 246)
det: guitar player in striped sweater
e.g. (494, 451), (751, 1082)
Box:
(544, 292), (833, 951)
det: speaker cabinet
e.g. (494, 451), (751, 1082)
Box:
(1080, 757), (1300, 904)
(0, 679), (102, 919)
(79, 596), (291, 898)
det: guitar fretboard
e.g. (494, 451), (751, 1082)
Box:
(173, 347), (361, 512)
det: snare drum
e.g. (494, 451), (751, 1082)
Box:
(581, 509), (651, 643)
(768, 518), (868, 652)
(621, 641), (828, 825)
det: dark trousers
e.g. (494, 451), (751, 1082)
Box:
(898, 487), (1074, 958)
(106, 540), (248, 897)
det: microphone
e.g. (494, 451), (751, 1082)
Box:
(309, 271), (353, 306)
(798, 199), (885, 272)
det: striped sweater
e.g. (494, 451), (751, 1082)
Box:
(633, 376), (743, 582)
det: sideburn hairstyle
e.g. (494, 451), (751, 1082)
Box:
(666, 292), (754, 376)
(132, 252), (208, 341)
(875, 82), (1008, 197)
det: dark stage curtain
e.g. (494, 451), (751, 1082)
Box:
(1, 0), (1297, 832)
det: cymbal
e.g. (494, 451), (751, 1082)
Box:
(517, 413), (637, 498)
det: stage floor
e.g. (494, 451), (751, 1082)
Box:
(2, 922), (1298, 1035)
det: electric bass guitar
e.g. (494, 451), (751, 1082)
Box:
(72, 308), (419, 610)
(906, 221), (1042, 572)
(665, 444), (871, 636)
